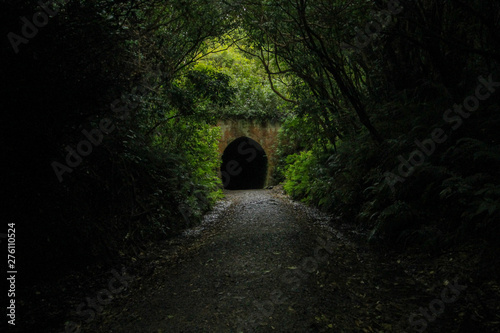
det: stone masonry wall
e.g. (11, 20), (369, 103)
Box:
(217, 119), (281, 186)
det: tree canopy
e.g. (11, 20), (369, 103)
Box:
(3, 0), (500, 295)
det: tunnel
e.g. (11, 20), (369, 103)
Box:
(221, 137), (268, 190)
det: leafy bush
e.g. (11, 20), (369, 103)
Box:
(194, 47), (292, 120)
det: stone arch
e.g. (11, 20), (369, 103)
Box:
(221, 137), (268, 190)
(217, 119), (281, 187)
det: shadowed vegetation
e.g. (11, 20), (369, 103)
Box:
(3, 0), (500, 331)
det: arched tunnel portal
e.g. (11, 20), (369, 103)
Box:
(221, 137), (268, 190)
(217, 119), (281, 189)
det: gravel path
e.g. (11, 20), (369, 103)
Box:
(13, 188), (496, 333)
(83, 189), (332, 332)
(74, 189), (485, 333)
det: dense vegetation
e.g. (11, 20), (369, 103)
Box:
(235, 0), (500, 266)
(197, 46), (291, 120)
(2, 0), (279, 279)
(4, 0), (499, 293)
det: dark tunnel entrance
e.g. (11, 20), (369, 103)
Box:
(221, 137), (268, 190)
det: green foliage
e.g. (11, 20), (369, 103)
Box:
(3, 0), (236, 275)
(283, 148), (336, 211)
(262, 0), (500, 258)
(184, 68), (236, 109)
(4, 0), (500, 280)
(194, 47), (292, 120)
(283, 151), (315, 201)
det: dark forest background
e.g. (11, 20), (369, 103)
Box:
(2, 1), (500, 330)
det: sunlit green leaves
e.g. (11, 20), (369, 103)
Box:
(193, 46), (293, 120)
